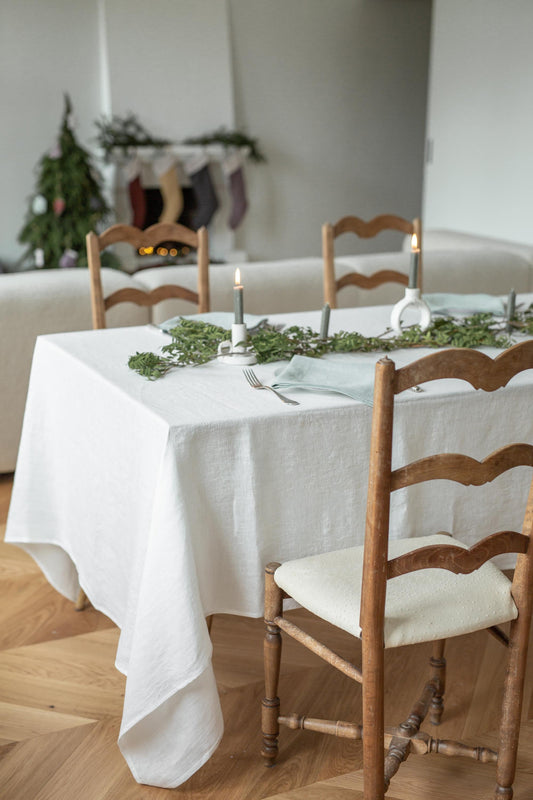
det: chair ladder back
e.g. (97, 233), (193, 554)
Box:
(386, 342), (533, 581)
(512, 475), (533, 612)
(392, 444), (533, 492)
(387, 529), (530, 580)
(395, 341), (533, 396)
(359, 356), (396, 800)
(104, 284), (200, 312)
(87, 230), (107, 329)
(322, 214), (421, 308)
(196, 225), (210, 313)
(336, 269), (408, 292)
(333, 214), (415, 240)
(360, 357), (396, 634)
(98, 222), (200, 251)
(86, 222), (210, 329)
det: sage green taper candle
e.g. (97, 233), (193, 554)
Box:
(233, 267), (244, 324)
(408, 234), (420, 289)
(320, 303), (330, 339)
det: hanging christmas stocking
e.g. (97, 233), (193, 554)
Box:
(222, 152), (248, 230)
(153, 153), (183, 225)
(124, 156), (147, 229)
(185, 154), (219, 229)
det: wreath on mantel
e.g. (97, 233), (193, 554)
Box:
(128, 305), (533, 381)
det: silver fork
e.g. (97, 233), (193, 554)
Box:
(242, 368), (300, 406)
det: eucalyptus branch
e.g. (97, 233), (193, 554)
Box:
(128, 305), (533, 381)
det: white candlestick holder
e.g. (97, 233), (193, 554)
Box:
(217, 323), (257, 365)
(390, 287), (432, 335)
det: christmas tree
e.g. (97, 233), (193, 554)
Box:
(18, 94), (112, 269)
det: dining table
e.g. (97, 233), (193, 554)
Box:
(5, 297), (533, 788)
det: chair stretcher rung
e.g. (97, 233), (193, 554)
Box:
(274, 616), (362, 682)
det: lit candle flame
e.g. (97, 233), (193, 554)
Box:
(411, 233), (418, 251)
(234, 267), (241, 286)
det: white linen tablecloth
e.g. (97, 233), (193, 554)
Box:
(6, 300), (533, 787)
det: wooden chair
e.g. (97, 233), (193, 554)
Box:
(86, 222), (210, 329)
(262, 340), (533, 799)
(322, 214), (422, 308)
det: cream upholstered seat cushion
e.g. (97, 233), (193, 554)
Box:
(273, 534), (518, 649)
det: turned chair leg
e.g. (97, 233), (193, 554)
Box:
(362, 633), (386, 800)
(262, 563), (283, 767)
(495, 613), (530, 799)
(75, 589), (88, 611)
(429, 639), (446, 725)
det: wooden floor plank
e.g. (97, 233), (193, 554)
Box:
(264, 784), (369, 800)
(0, 629), (125, 720)
(268, 720), (533, 800)
(33, 718), (128, 800)
(0, 723), (97, 800)
(335, 720), (533, 800)
(0, 699), (95, 742)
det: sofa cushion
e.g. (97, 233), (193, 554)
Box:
(409, 229), (533, 270)
(334, 248), (531, 307)
(0, 268), (149, 472)
(136, 258), (325, 323)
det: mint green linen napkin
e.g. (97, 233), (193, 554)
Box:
(272, 355), (376, 405)
(159, 312), (268, 333)
(423, 293), (505, 315)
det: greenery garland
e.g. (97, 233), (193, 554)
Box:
(94, 116), (266, 164)
(94, 113), (172, 160)
(128, 305), (533, 381)
(183, 128), (266, 163)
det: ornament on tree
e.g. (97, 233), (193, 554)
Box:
(124, 156), (146, 229)
(53, 197), (66, 216)
(59, 249), (78, 268)
(153, 153), (183, 225)
(222, 152), (248, 230)
(48, 143), (62, 159)
(185, 154), (219, 229)
(34, 249), (45, 268)
(32, 195), (47, 215)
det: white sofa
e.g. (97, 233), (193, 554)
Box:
(2, 229), (533, 473)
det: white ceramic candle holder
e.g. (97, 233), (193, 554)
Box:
(390, 287), (432, 335)
(217, 323), (257, 365)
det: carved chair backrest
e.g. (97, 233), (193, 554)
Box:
(86, 222), (210, 329)
(322, 214), (422, 308)
(360, 341), (533, 641)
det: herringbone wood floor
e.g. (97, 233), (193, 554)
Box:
(1, 472), (532, 799)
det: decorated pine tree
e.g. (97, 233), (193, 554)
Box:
(18, 94), (111, 269)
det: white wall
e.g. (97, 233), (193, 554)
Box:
(0, 0), (431, 267)
(0, 0), (102, 267)
(103, 0), (234, 139)
(229, 0), (431, 260)
(423, 0), (533, 245)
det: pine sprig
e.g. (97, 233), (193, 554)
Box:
(94, 113), (171, 160)
(128, 307), (533, 381)
(183, 127), (266, 163)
